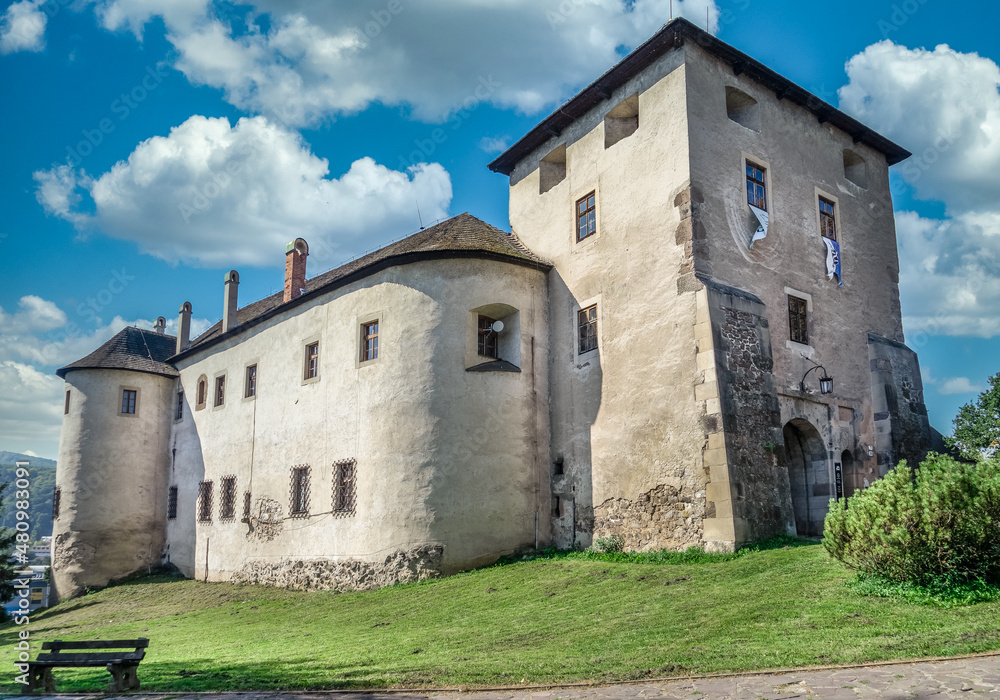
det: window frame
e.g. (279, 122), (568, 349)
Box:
(219, 475), (237, 521)
(303, 340), (320, 383)
(174, 390), (184, 422)
(290, 465), (310, 517)
(213, 373), (226, 408)
(197, 480), (213, 523)
(167, 485), (178, 520)
(244, 363), (258, 399)
(788, 295), (809, 346)
(360, 320), (379, 363)
(332, 459), (357, 515)
(819, 196), (837, 241)
(745, 161), (767, 211)
(195, 375), (208, 411)
(578, 304), (599, 355)
(576, 191), (597, 242)
(119, 387), (139, 417)
(477, 314), (499, 359)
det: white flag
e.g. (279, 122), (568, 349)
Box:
(748, 204), (768, 249)
(823, 237), (843, 287)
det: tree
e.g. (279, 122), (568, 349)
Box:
(947, 372), (1000, 461)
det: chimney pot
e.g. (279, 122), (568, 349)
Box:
(176, 302), (192, 354)
(284, 238), (309, 303)
(154, 317), (166, 334)
(223, 270), (240, 333)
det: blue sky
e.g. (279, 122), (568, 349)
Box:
(1, 0), (998, 458)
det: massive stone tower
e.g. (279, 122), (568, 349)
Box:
(53, 325), (177, 600)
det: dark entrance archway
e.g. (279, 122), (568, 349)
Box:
(782, 419), (830, 536)
(842, 449), (859, 498)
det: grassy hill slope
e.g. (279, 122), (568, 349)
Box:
(1, 542), (997, 693)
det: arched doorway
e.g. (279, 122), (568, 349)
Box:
(782, 419), (830, 537)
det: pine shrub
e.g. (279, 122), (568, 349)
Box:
(823, 454), (1000, 586)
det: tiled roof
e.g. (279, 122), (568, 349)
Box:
(57, 327), (179, 379)
(488, 17), (911, 175)
(179, 212), (548, 357)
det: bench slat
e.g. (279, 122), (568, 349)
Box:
(33, 652), (145, 666)
(42, 638), (148, 651)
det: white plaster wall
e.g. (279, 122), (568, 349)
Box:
(53, 369), (174, 599)
(168, 257), (548, 580)
(508, 49), (712, 550)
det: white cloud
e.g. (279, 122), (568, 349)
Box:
(0, 0), (46, 54)
(839, 41), (1000, 213)
(0, 361), (64, 459)
(35, 114), (453, 267)
(839, 42), (1000, 339)
(939, 377), (985, 395)
(89, 0), (719, 126)
(479, 136), (510, 155)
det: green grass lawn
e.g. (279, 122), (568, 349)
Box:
(1, 540), (997, 693)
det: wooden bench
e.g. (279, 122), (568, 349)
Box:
(22, 638), (149, 694)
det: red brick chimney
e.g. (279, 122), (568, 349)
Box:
(284, 238), (308, 303)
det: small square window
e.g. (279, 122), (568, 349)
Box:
(290, 466), (310, 516)
(175, 391), (184, 421)
(214, 376), (226, 407)
(361, 322), (379, 362)
(578, 305), (598, 354)
(304, 342), (319, 380)
(245, 364), (257, 398)
(819, 197), (837, 241)
(788, 296), (809, 345)
(64, 390), (70, 415)
(478, 315), (499, 359)
(167, 486), (178, 520)
(576, 192), (596, 241)
(333, 459), (356, 514)
(746, 162), (767, 210)
(220, 476), (237, 521)
(197, 480), (213, 522)
(121, 389), (137, 414)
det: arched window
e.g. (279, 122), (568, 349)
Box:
(195, 375), (208, 410)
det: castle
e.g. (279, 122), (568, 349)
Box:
(52, 18), (932, 600)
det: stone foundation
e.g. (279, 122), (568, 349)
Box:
(230, 545), (444, 591)
(593, 483), (705, 550)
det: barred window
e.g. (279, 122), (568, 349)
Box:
(333, 459), (356, 514)
(121, 389), (137, 414)
(175, 391), (184, 421)
(167, 486), (178, 520)
(578, 305), (598, 354)
(788, 296), (809, 345)
(819, 197), (837, 240)
(198, 480), (213, 522)
(360, 322), (379, 362)
(220, 476), (237, 521)
(576, 192), (596, 241)
(746, 162), (767, 210)
(290, 466), (310, 516)
(52, 487), (61, 520)
(478, 315), (499, 359)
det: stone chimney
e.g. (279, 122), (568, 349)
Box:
(176, 302), (192, 354)
(223, 270), (239, 333)
(284, 238), (309, 303)
(154, 316), (166, 334)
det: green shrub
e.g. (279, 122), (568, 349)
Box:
(823, 453), (1000, 586)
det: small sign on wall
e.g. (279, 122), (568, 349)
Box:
(834, 462), (844, 500)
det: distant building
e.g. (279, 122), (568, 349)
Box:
(52, 18), (931, 600)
